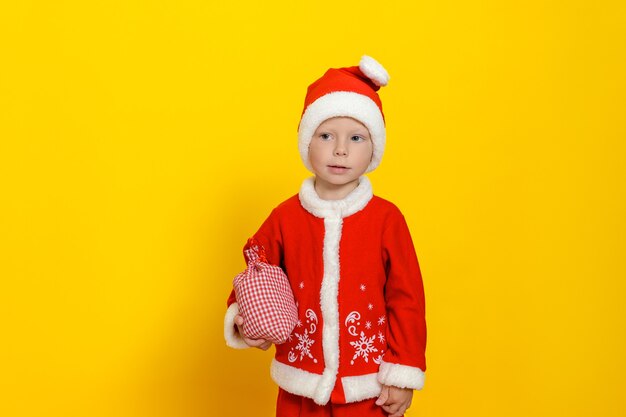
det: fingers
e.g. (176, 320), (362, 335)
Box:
(382, 403), (407, 417)
(377, 385), (412, 416)
(234, 315), (273, 350)
(249, 338), (272, 350)
(258, 340), (272, 350)
(243, 336), (269, 347)
(375, 385), (389, 406)
(381, 404), (400, 416)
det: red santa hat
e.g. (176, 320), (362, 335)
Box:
(297, 55), (390, 173)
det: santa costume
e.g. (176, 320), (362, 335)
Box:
(224, 55), (427, 415)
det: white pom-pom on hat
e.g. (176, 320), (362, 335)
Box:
(359, 55), (390, 87)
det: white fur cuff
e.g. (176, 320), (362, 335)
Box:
(224, 302), (250, 349)
(377, 359), (425, 390)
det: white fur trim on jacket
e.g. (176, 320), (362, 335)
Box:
(298, 91), (386, 173)
(271, 359), (323, 399)
(377, 359), (425, 390)
(312, 214), (343, 405)
(342, 373), (383, 402)
(271, 359), (383, 404)
(298, 175), (373, 219)
(290, 175), (373, 405)
(224, 302), (250, 349)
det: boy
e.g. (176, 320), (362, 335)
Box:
(224, 55), (426, 417)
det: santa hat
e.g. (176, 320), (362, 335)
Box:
(297, 55), (390, 173)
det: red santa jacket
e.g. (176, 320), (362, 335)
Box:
(224, 176), (426, 405)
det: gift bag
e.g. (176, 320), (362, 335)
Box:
(233, 238), (298, 344)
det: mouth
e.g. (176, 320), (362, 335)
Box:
(327, 165), (351, 174)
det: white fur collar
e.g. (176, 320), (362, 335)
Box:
(298, 176), (373, 219)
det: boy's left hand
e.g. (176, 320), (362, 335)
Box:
(375, 384), (413, 417)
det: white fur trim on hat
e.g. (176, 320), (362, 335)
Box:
(359, 55), (390, 87)
(298, 91), (386, 174)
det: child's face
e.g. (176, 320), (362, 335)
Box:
(308, 117), (373, 190)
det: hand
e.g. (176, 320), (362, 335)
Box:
(234, 314), (273, 350)
(375, 384), (413, 417)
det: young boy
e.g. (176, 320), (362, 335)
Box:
(224, 55), (426, 417)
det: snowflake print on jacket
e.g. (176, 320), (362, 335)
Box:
(345, 309), (386, 366)
(350, 331), (378, 364)
(288, 308), (319, 364)
(294, 330), (315, 361)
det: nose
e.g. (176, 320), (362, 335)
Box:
(334, 139), (348, 156)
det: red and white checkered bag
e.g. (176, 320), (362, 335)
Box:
(233, 238), (298, 345)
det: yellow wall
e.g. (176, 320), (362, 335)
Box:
(1, 1), (625, 416)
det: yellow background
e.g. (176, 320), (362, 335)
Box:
(1, 1), (625, 416)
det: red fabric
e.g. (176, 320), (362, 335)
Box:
(276, 388), (395, 417)
(226, 193), (426, 401)
(300, 66), (385, 121)
(232, 238), (298, 344)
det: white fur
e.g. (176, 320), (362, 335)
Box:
(359, 55), (390, 87)
(298, 175), (373, 219)
(270, 359), (323, 399)
(293, 175), (374, 405)
(271, 360), (383, 404)
(342, 373), (383, 402)
(377, 359), (426, 390)
(297, 91), (386, 174)
(223, 302), (250, 349)
(311, 214), (343, 405)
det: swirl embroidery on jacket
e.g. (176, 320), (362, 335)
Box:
(345, 311), (361, 336)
